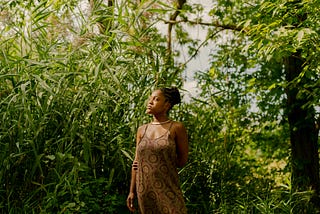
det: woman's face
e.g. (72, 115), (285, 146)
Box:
(146, 90), (170, 115)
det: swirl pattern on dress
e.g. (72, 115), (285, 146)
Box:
(136, 123), (187, 214)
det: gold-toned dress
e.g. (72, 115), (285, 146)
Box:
(136, 123), (187, 214)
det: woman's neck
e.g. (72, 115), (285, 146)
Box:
(152, 115), (169, 123)
(151, 119), (171, 125)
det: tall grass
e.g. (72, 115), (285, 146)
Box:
(0, 0), (178, 212)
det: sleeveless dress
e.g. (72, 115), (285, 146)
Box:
(136, 123), (187, 214)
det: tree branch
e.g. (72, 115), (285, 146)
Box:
(164, 18), (244, 32)
(181, 29), (224, 69)
(167, 0), (186, 57)
(164, 16), (246, 71)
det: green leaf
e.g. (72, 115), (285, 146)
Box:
(297, 29), (305, 43)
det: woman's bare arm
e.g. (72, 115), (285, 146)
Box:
(127, 126), (143, 212)
(174, 122), (189, 168)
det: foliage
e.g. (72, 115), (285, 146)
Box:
(179, 68), (290, 213)
(0, 0), (319, 213)
(178, 0), (319, 212)
(0, 0), (178, 212)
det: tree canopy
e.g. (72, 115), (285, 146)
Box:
(0, 0), (319, 213)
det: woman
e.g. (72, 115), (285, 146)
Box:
(127, 87), (188, 213)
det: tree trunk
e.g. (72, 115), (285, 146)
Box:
(285, 51), (320, 207)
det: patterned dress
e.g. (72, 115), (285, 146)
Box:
(136, 123), (187, 214)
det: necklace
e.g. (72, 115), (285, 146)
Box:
(151, 120), (171, 125)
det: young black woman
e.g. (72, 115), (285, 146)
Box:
(127, 87), (188, 213)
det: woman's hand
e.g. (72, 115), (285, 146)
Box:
(132, 161), (138, 171)
(126, 192), (135, 212)
(127, 161), (138, 212)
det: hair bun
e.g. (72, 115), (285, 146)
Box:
(169, 87), (181, 105)
(160, 87), (181, 107)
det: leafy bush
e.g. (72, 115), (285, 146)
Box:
(1, 0), (318, 213)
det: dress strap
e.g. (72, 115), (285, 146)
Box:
(140, 124), (149, 140)
(168, 121), (174, 131)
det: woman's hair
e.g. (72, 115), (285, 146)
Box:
(160, 87), (181, 109)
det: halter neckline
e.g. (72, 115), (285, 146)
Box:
(151, 120), (171, 125)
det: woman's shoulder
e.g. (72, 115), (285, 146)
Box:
(169, 121), (187, 140)
(171, 120), (185, 128)
(170, 121), (186, 134)
(136, 124), (148, 141)
(137, 123), (150, 134)
(137, 124), (147, 131)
